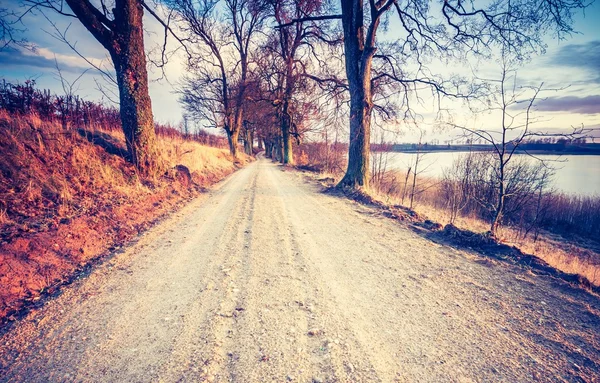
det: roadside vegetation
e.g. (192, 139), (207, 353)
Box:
(296, 142), (600, 286)
(0, 81), (249, 322)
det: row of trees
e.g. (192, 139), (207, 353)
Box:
(172, 0), (341, 164)
(2, 0), (589, 186)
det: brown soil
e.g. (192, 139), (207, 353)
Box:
(0, 112), (247, 323)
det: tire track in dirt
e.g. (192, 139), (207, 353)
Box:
(268, 166), (393, 382)
(219, 159), (345, 382)
(198, 162), (259, 382)
(155, 162), (259, 382)
(221, 159), (316, 381)
(265, 164), (386, 381)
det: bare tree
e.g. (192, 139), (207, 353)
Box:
(242, 32), (338, 163)
(284, 0), (587, 190)
(20, 0), (167, 174)
(1, 7), (31, 50)
(53, 59), (90, 129)
(171, 0), (266, 159)
(266, 0), (340, 165)
(442, 151), (477, 224)
(400, 165), (411, 205)
(243, 71), (282, 158)
(241, 119), (254, 155)
(370, 129), (391, 187)
(452, 60), (592, 236)
(406, 129), (435, 209)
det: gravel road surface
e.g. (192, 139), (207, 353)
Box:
(1, 156), (599, 382)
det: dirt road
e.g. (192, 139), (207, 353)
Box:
(1, 157), (599, 382)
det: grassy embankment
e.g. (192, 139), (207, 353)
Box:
(0, 110), (250, 322)
(296, 142), (600, 287)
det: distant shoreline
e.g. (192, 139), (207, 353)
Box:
(383, 149), (600, 155)
(378, 143), (600, 155)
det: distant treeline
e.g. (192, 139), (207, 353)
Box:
(382, 141), (600, 155)
(0, 79), (121, 130)
(0, 79), (227, 148)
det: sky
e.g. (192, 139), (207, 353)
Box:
(0, 0), (599, 143)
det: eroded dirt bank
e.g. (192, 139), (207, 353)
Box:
(0, 111), (246, 322)
(1, 157), (599, 382)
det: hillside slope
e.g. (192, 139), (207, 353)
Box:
(0, 111), (249, 322)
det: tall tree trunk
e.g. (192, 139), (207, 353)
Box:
(281, 110), (294, 165)
(340, 92), (371, 188)
(491, 195), (505, 236)
(229, 51), (248, 159)
(243, 127), (252, 155)
(227, 95), (244, 158)
(338, 0), (372, 189)
(491, 165), (506, 236)
(227, 128), (240, 158)
(67, 0), (159, 175)
(409, 153), (419, 209)
(401, 167), (411, 205)
(274, 136), (282, 161)
(280, 59), (295, 165)
(113, 0), (159, 175)
(225, 107), (243, 158)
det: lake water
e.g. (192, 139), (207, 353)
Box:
(381, 152), (600, 196)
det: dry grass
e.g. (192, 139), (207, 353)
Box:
(0, 110), (250, 321)
(413, 201), (600, 285)
(102, 125), (242, 185)
(508, 234), (600, 286)
(0, 208), (8, 225)
(367, 176), (600, 286)
(159, 136), (239, 178)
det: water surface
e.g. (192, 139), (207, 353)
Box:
(379, 152), (600, 196)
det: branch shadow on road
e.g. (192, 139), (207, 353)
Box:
(317, 182), (600, 297)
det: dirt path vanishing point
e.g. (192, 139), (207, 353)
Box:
(1, 156), (599, 382)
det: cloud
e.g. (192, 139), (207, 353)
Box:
(0, 47), (66, 71)
(548, 40), (600, 72)
(0, 46), (110, 74)
(535, 95), (600, 114)
(31, 46), (109, 70)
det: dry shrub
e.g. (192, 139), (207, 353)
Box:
(0, 208), (8, 225)
(366, 151), (600, 286)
